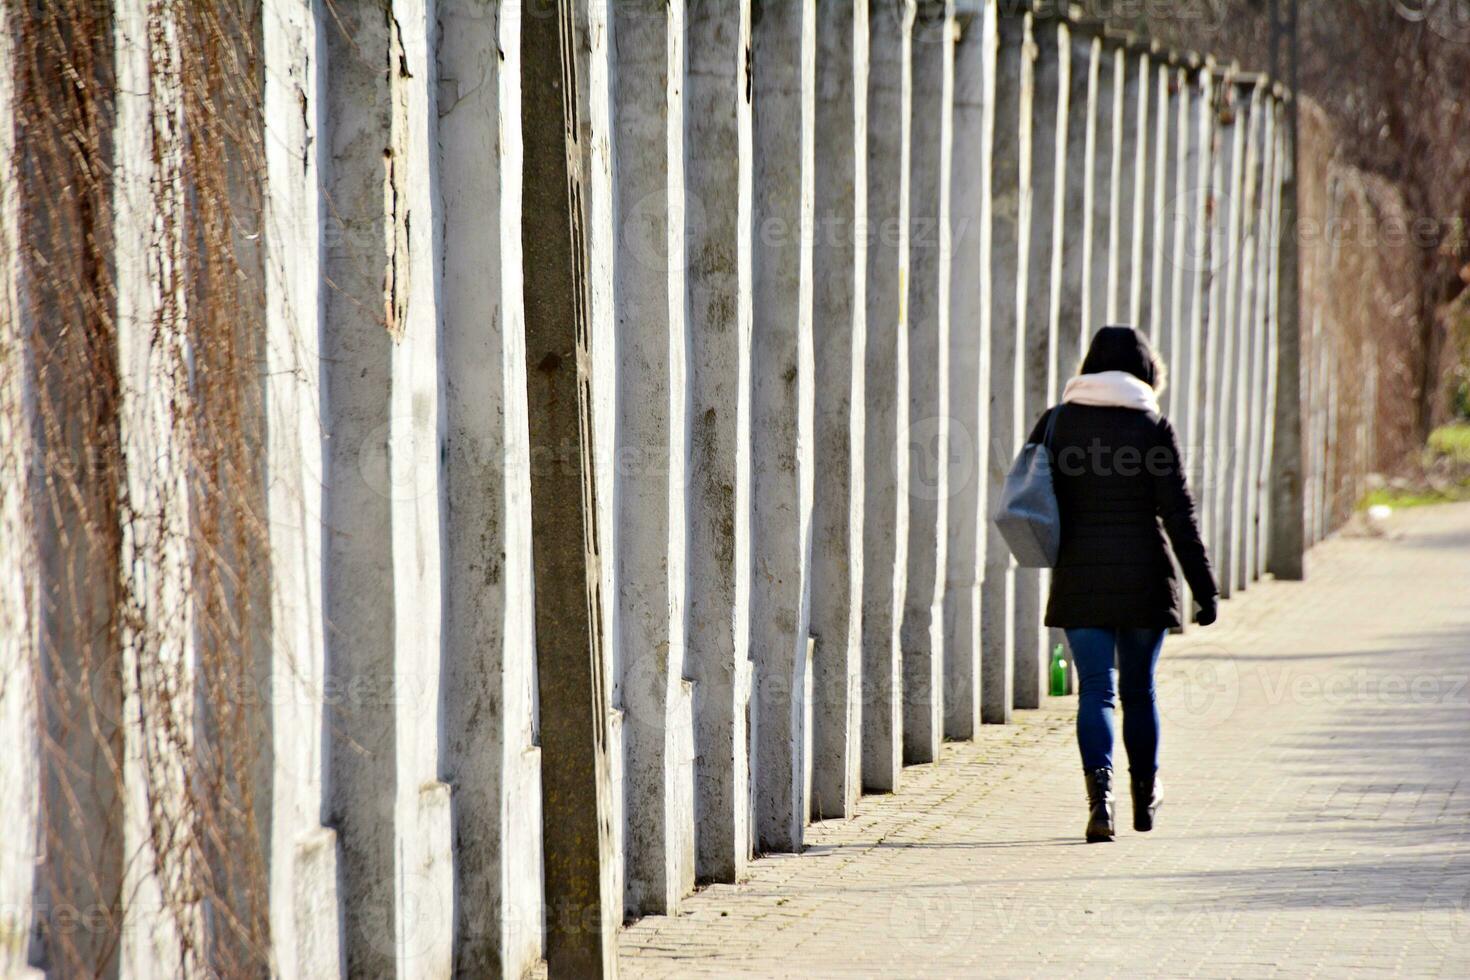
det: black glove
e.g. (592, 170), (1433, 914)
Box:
(1195, 600), (1218, 627)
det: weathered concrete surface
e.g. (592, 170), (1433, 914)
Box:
(981, 7), (1023, 725)
(684, 0), (755, 885)
(1198, 69), (1225, 555)
(1079, 33), (1111, 350)
(1179, 66), (1215, 493)
(522, 0), (621, 972)
(1109, 41), (1140, 327)
(16, 16), (125, 976)
(1056, 26), (1093, 378)
(1243, 94), (1278, 588)
(612, 0), (697, 918)
(437, 2), (544, 973)
(1258, 98), (1288, 581)
(386, 8), (456, 969)
(1268, 89), (1305, 580)
(620, 503), (1470, 979)
(261, 2), (344, 975)
(572, 0), (627, 930)
(1229, 82), (1266, 596)
(0, 7), (40, 972)
(1149, 60), (1177, 372)
(810, 0), (868, 821)
(1164, 64), (1192, 419)
(1015, 13), (1063, 711)
(322, 4), (456, 976)
(1212, 75), (1248, 600)
(320, 7), (401, 974)
(861, 0), (914, 787)
(1250, 92), (1277, 577)
(114, 4), (198, 972)
(1039, 15), (1077, 678)
(942, 0), (991, 742)
(749, 0), (816, 854)
(1150, 57), (1187, 620)
(1128, 48), (1154, 334)
(900, 0), (954, 766)
(1202, 71), (1239, 591)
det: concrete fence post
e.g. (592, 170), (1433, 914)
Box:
(1230, 81), (1266, 593)
(1180, 64), (1215, 509)
(1057, 25), (1093, 381)
(386, 8), (457, 968)
(1042, 15), (1076, 674)
(1199, 68), (1228, 565)
(810, 0), (869, 820)
(611, 0), (698, 918)
(1129, 46), (1155, 334)
(1166, 63), (1192, 422)
(437, 0), (548, 968)
(1268, 86), (1306, 580)
(0, 7), (41, 973)
(1324, 340), (1339, 538)
(901, 0), (955, 764)
(1150, 58), (1178, 390)
(521, 0), (622, 971)
(1243, 86), (1277, 589)
(1079, 33), (1110, 348)
(260, 2), (345, 974)
(14, 15), (125, 975)
(684, 0), (755, 883)
(1311, 310), (1323, 549)
(862, 0), (915, 781)
(1015, 11), (1065, 710)
(1259, 94), (1288, 579)
(1211, 71), (1247, 598)
(114, 4), (202, 970)
(942, 0), (992, 742)
(982, 6), (1024, 723)
(570, 0), (627, 926)
(749, 0), (817, 854)
(321, 4), (458, 973)
(1104, 36), (1138, 328)
(437, 2), (547, 971)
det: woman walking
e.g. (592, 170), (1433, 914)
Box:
(1026, 326), (1218, 842)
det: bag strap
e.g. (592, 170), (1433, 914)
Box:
(1041, 404), (1063, 451)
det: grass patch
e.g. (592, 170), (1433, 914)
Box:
(1359, 484), (1470, 511)
(1427, 421), (1470, 465)
(1357, 423), (1470, 511)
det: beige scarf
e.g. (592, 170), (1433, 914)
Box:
(1061, 371), (1160, 413)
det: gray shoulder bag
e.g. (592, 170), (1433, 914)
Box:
(993, 406), (1064, 568)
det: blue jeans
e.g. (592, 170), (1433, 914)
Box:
(1064, 627), (1166, 774)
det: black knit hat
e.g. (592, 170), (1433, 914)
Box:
(1080, 325), (1160, 389)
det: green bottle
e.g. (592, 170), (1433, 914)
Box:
(1049, 643), (1069, 697)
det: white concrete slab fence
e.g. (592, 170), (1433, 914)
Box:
(2, 1), (1325, 976)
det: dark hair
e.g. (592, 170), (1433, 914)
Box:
(1079, 325), (1167, 392)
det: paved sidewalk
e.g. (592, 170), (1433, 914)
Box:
(619, 503), (1470, 978)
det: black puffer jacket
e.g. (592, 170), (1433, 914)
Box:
(1026, 404), (1217, 629)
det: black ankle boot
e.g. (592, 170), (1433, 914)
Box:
(1131, 771), (1162, 832)
(1084, 768), (1115, 842)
